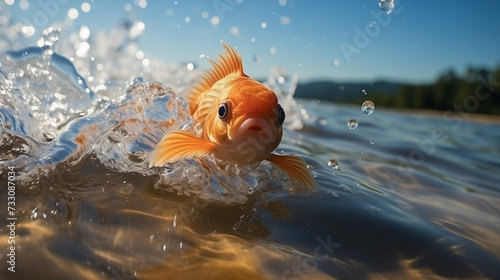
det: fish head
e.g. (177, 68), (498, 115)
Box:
(205, 76), (285, 164)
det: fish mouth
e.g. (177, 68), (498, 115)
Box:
(229, 117), (275, 141)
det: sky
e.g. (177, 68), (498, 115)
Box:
(3, 0), (500, 84)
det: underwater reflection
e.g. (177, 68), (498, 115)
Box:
(3, 146), (500, 280)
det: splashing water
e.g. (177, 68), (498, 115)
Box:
(362, 100), (375, 116)
(37, 27), (60, 48)
(266, 66), (306, 130)
(379, 0), (395, 14)
(1, 40), (96, 140)
(0, 21), (307, 203)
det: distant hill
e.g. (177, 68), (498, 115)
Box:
(294, 81), (402, 103)
(290, 65), (500, 115)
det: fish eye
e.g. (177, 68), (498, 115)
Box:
(218, 102), (229, 120)
(278, 105), (285, 124)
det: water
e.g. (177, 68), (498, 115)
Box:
(347, 118), (358, 130)
(1, 8), (500, 280)
(327, 159), (339, 170)
(379, 0), (395, 14)
(361, 100), (375, 116)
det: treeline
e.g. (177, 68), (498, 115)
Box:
(360, 65), (500, 115)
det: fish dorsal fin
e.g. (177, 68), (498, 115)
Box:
(187, 42), (244, 115)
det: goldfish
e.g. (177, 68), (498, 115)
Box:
(148, 42), (317, 190)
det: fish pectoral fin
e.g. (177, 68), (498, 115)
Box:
(148, 131), (217, 167)
(267, 154), (318, 191)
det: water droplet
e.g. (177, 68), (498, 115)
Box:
(329, 192), (338, 198)
(379, 0), (395, 14)
(19, 0), (29, 10)
(230, 26), (240, 37)
(362, 89), (367, 94)
(317, 118), (328, 126)
(68, 7), (79, 19)
(21, 25), (35, 37)
(340, 184), (353, 193)
(369, 139), (375, 145)
(81, 2), (91, 13)
(137, 0), (147, 8)
(279, 16), (291, 25)
(362, 100), (375, 116)
(37, 27), (60, 48)
(328, 159), (339, 170)
(211, 16), (220, 26)
(79, 25), (90, 40)
(119, 184), (134, 195)
(347, 119), (358, 130)
(31, 208), (38, 219)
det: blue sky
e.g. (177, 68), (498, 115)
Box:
(4, 0), (500, 83)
